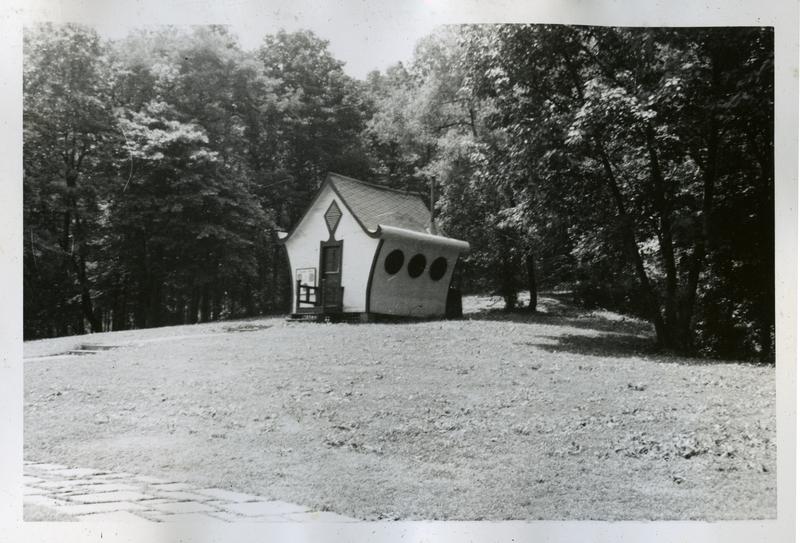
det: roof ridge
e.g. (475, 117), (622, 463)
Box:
(327, 172), (426, 200)
(280, 172), (439, 244)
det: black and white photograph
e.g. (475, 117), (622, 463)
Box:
(2, 0), (797, 541)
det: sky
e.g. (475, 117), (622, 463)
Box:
(24, 0), (780, 80)
(34, 0), (453, 80)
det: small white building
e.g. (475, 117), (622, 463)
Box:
(278, 172), (470, 320)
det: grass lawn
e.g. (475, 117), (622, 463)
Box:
(23, 294), (776, 520)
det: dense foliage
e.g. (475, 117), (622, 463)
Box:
(23, 24), (773, 360)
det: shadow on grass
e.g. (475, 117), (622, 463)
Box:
(530, 332), (659, 359)
(465, 293), (765, 365)
(463, 294), (661, 359)
(530, 332), (771, 366)
(466, 306), (654, 337)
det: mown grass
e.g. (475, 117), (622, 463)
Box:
(23, 294), (775, 520)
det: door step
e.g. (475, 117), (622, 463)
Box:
(287, 313), (364, 323)
(287, 313), (321, 322)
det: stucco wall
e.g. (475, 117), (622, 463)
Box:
(368, 237), (463, 317)
(284, 185), (379, 313)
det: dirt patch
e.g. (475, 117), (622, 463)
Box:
(223, 323), (275, 333)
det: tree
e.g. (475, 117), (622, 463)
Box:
(456, 24), (773, 358)
(24, 23), (119, 336)
(255, 30), (372, 225)
(109, 27), (273, 327)
(22, 23), (774, 360)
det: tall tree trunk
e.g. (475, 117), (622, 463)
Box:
(753, 134), (775, 362)
(677, 51), (723, 354)
(134, 294), (147, 329)
(467, 105), (479, 138)
(179, 295), (188, 325)
(243, 279), (255, 316)
(595, 138), (667, 345)
(112, 284), (127, 331)
(61, 210), (71, 252)
(63, 171), (102, 333)
(200, 285), (211, 323)
(70, 237), (101, 333)
(189, 287), (200, 324)
(135, 237), (151, 328)
(525, 253), (538, 312)
(565, 50), (668, 346)
(212, 286), (223, 320)
(500, 251), (517, 310)
(645, 125), (678, 347)
(679, 128), (717, 353)
(147, 278), (161, 328)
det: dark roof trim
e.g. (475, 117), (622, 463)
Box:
(278, 172), (396, 244)
(278, 172), (467, 248)
(326, 174), (381, 237)
(276, 174), (340, 245)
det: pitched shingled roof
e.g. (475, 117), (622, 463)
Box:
(327, 173), (432, 234)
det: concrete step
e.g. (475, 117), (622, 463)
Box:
(287, 313), (364, 324)
(286, 314), (321, 322)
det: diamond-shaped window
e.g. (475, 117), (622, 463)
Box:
(324, 200), (342, 234)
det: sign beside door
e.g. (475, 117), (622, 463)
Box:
(296, 268), (317, 302)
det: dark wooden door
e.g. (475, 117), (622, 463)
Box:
(319, 241), (343, 311)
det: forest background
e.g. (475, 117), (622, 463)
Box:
(22, 24), (774, 360)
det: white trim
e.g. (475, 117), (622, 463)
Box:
(375, 224), (470, 252)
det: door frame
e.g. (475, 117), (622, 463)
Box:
(319, 239), (343, 311)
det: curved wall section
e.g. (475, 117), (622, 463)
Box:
(368, 237), (463, 317)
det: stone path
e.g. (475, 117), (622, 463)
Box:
(24, 461), (358, 523)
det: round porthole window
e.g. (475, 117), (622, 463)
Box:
(429, 257), (448, 281)
(384, 249), (404, 275)
(407, 254), (427, 278)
